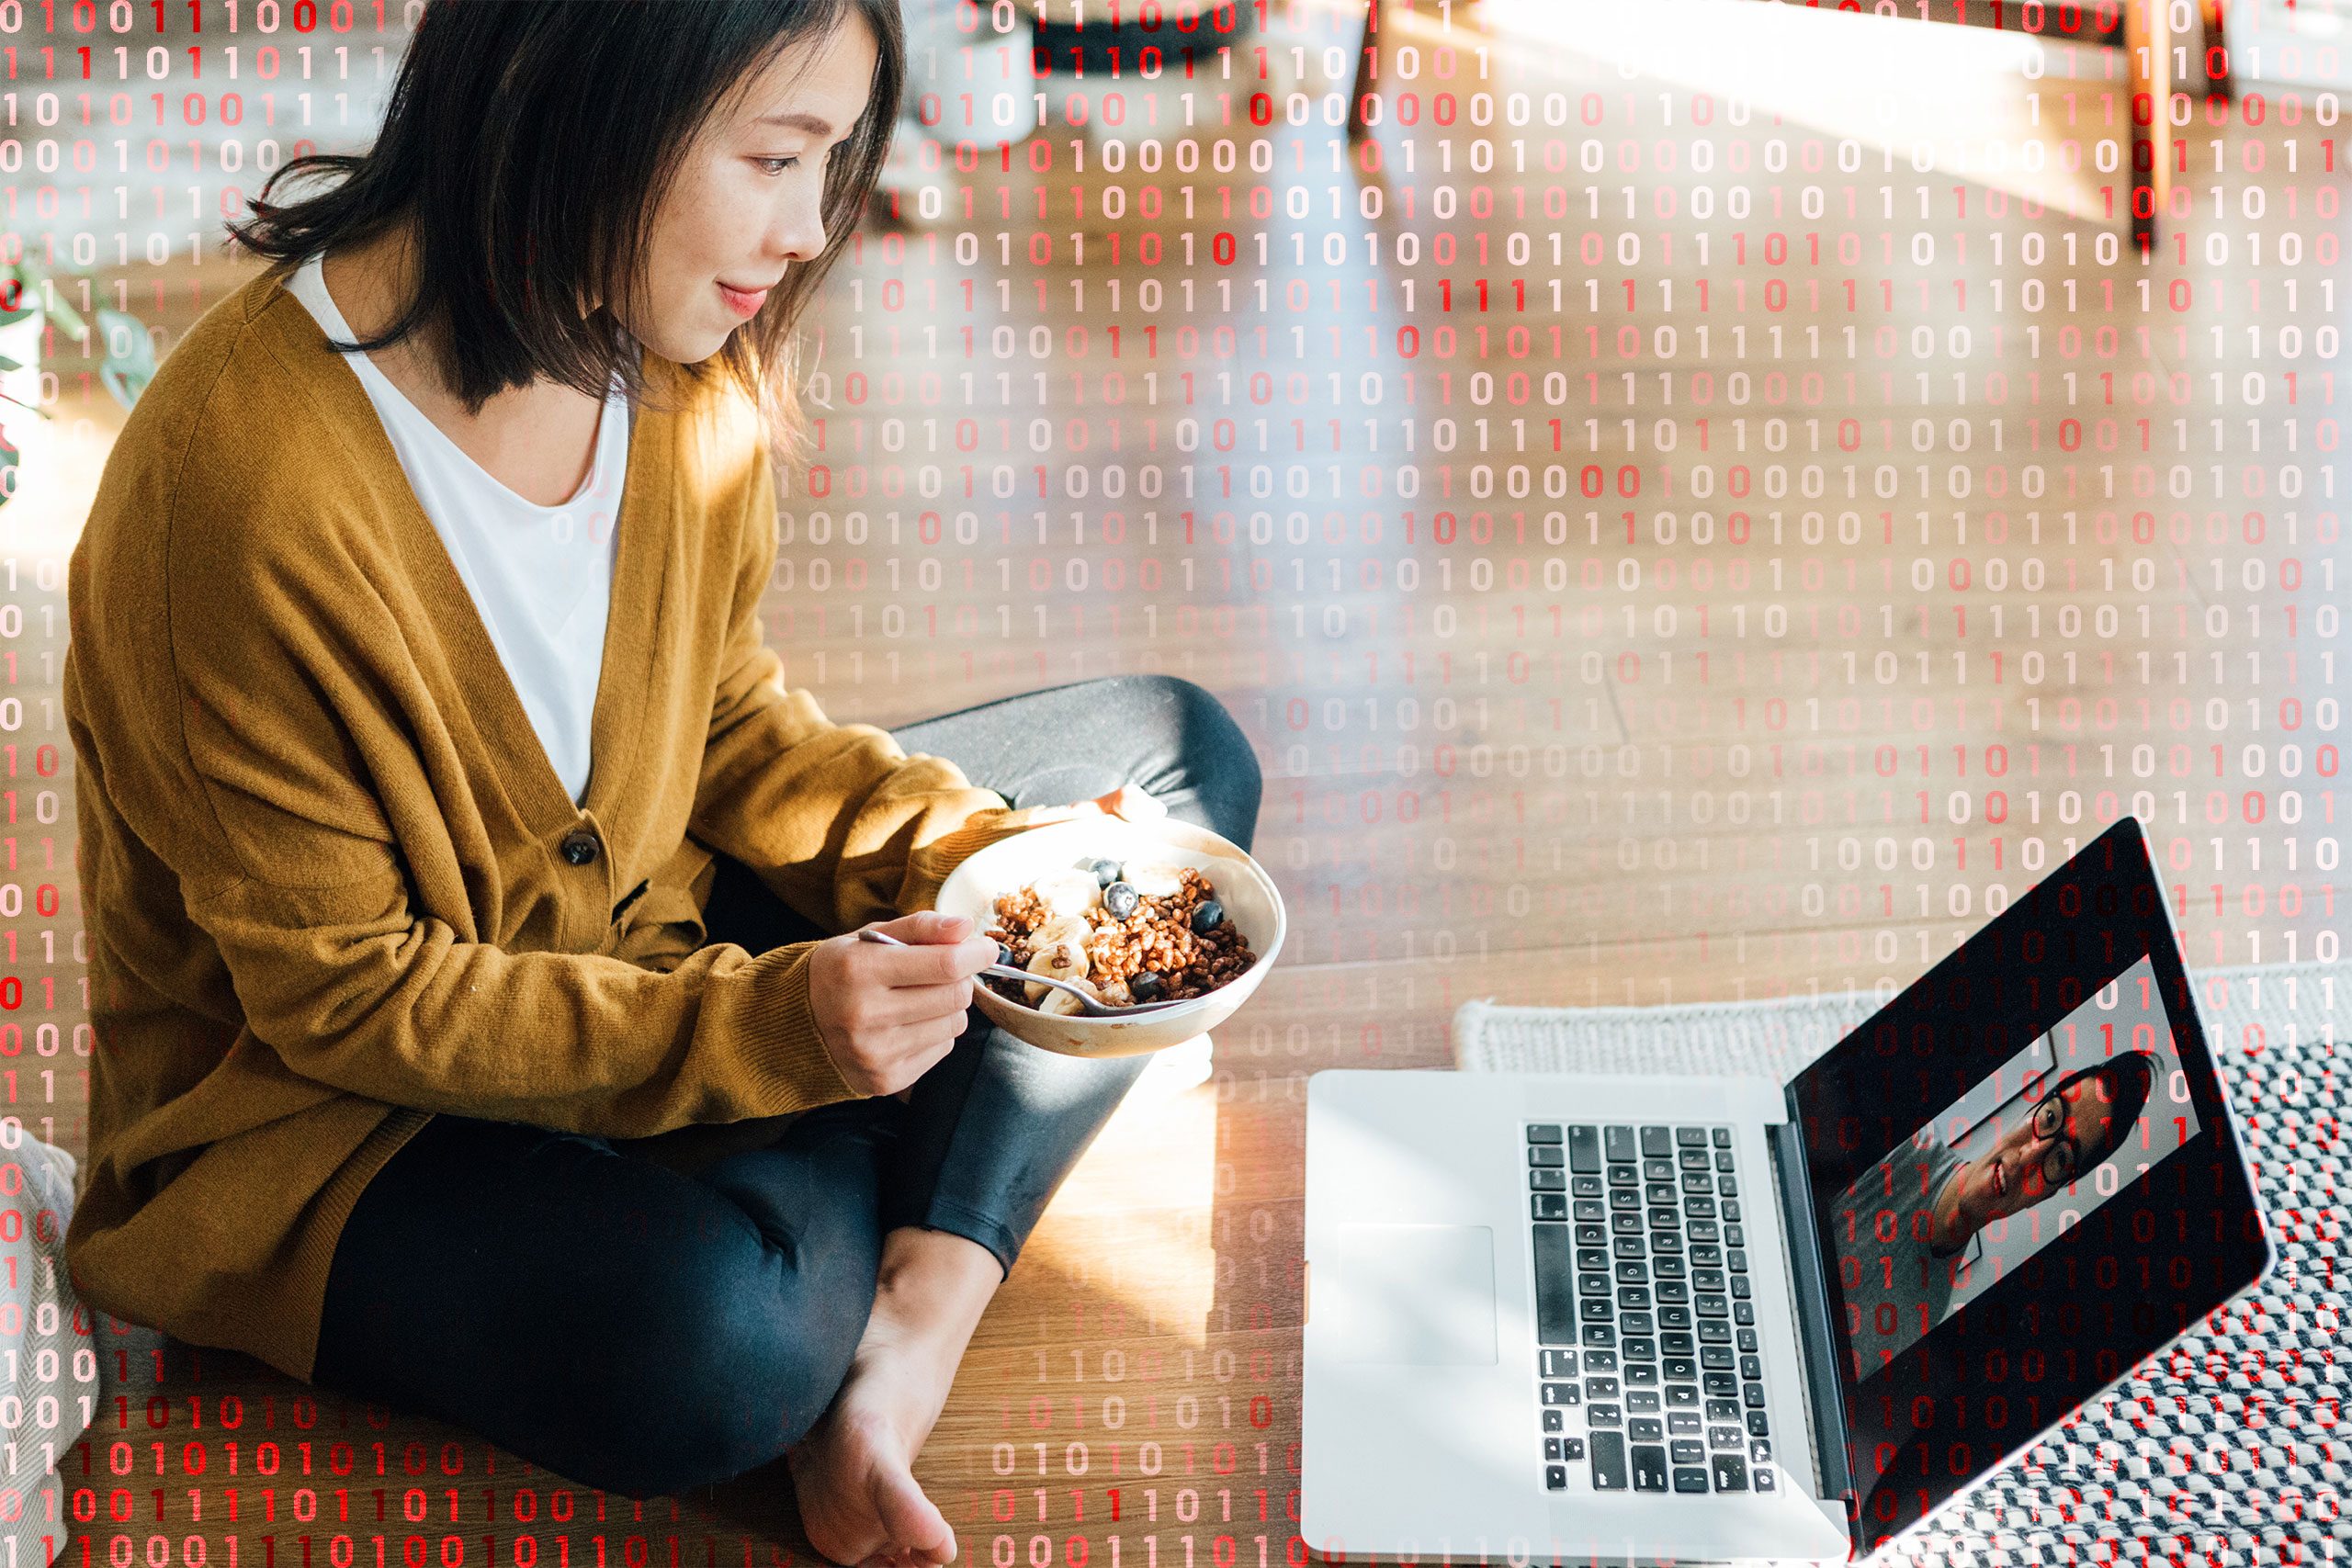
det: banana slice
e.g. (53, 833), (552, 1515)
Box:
(1095, 977), (1135, 1009)
(1039, 977), (1103, 1017)
(1034, 869), (1103, 918)
(1023, 942), (1090, 1005)
(1122, 859), (1187, 898)
(1032, 914), (1093, 953)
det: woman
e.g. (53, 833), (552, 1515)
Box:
(60, 4), (1261, 1564)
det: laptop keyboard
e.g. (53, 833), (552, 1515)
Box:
(1526, 1122), (1778, 1497)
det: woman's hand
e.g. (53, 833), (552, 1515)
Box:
(808, 909), (1000, 1098)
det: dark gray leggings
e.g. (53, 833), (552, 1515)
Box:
(310, 675), (1262, 1499)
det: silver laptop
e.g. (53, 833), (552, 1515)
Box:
(1302, 818), (2271, 1564)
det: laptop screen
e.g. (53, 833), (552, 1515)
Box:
(1787, 818), (2270, 1553)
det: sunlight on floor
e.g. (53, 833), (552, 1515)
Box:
(1439, 0), (2112, 224)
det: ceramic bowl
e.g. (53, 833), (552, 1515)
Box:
(933, 816), (1285, 1057)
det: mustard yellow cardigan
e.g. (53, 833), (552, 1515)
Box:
(63, 269), (1058, 1383)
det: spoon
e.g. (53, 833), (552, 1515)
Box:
(857, 926), (1191, 1017)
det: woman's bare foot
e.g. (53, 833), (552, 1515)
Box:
(789, 1227), (1005, 1568)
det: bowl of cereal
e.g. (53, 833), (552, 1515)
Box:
(933, 816), (1285, 1056)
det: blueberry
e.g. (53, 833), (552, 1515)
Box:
(997, 942), (1014, 967)
(1089, 858), (1124, 888)
(1190, 899), (1225, 936)
(1102, 881), (1141, 918)
(1129, 970), (1164, 1002)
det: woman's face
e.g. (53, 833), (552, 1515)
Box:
(1950, 1072), (2116, 1234)
(622, 14), (879, 366)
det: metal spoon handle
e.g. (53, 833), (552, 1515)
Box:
(855, 926), (1183, 1014)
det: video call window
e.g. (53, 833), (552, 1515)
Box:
(1830, 955), (2202, 1381)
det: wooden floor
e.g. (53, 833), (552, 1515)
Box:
(15, 0), (2343, 1560)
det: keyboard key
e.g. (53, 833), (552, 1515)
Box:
(1560, 1438), (1587, 1461)
(1567, 1126), (1603, 1173)
(1705, 1399), (1741, 1422)
(1621, 1337), (1658, 1361)
(1621, 1311), (1656, 1336)
(1542, 1382), (1581, 1407)
(1610, 1188), (1641, 1211)
(1532, 1193), (1567, 1221)
(1672, 1467), (1711, 1495)
(1698, 1321), (1732, 1344)
(1686, 1196), (1717, 1219)
(1584, 1348), (1620, 1372)
(1734, 1302), (1756, 1326)
(1528, 1123), (1564, 1145)
(1740, 1354), (1763, 1380)
(1671, 1438), (1705, 1464)
(1668, 1411), (1701, 1435)
(1589, 1404), (1623, 1427)
(1626, 1390), (1661, 1414)
(1589, 1432), (1629, 1491)
(1702, 1371), (1738, 1398)
(1678, 1148), (1711, 1171)
(1628, 1417), (1663, 1442)
(1731, 1276), (1752, 1301)
(1532, 1222), (1577, 1346)
(1573, 1202), (1604, 1224)
(1542, 1348), (1579, 1378)
(1717, 1176), (1739, 1197)
(1583, 1324), (1618, 1348)
(1665, 1383), (1701, 1408)
(1631, 1445), (1670, 1492)
(1571, 1174), (1603, 1198)
(1747, 1410), (1771, 1438)
(1586, 1376), (1621, 1400)
(1723, 1200), (1743, 1222)
(1711, 1455), (1749, 1493)
(1623, 1359), (1659, 1386)
(1530, 1168), (1567, 1192)
(1528, 1145), (1566, 1168)
(1676, 1127), (1708, 1147)
(1618, 1286), (1653, 1311)
(1688, 1220), (1720, 1242)
(1697, 1295), (1729, 1318)
(1736, 1328), (1759, 1352)
(1755, 1465), (1777, 1493)
(1640, 1126), (1672, 1158)
(1693, 1269), (1727, 1292)
(1728, 1249), (1749, 1273)
(1714, 1151), (1736, 1172)
(1743, 1382), (1767, 1408)
(1542, 1409), (1565, 1433)
(1709, 1425), (1743, 1450)
(1750, 1438), (1772, 1464)
(1712, 1127), (1732, 1148)
(1643, 1157), (1676, 1183)
(1607, 1163), (1640, 1188)
(1544, 1465), (1566, 1492)
(1576, 1233), (1609, 1255)
(1580, 1298), (1613, 1324)
(1725, 1224), (1746, 1247)
(1604, 1126), (1637, 1163)
(1702, 1346), (1735, 1371)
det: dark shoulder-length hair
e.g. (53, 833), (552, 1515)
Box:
(225, 0), (905, 463)
(2044, 1050), (2156, 1175)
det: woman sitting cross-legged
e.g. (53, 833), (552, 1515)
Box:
(60, 5), (1261, 1565)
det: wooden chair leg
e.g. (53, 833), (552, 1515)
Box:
(2200, 0), (2232, 101)
(1349, 0), (1381, 141)
(2127, 0), (2170, 254)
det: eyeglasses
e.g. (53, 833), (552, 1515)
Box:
(2029, 1092), (2080, 1186)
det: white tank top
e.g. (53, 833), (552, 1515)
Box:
(284, 250), (626, 806)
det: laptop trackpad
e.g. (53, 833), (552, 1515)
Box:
(1335, 1224), (1498, 1365)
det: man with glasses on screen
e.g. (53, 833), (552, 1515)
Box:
(1837, 1053), (2156, 1376)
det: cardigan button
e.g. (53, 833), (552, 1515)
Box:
(559, 829), (601, 867)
